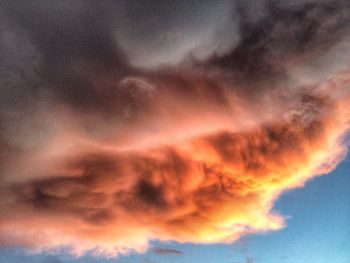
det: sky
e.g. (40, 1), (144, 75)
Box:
(0, 0), (349, 263)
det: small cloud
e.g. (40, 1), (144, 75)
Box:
(42, 255), (62, 263)
(144, 258), (157, 263)
(152, 247), (183, 256)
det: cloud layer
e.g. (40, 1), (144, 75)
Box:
(0, 0), (349, 257)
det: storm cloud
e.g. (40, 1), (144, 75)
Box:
(0, 0), (349, 257)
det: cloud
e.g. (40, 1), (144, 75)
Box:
(42, 256), (63, 263)
(152, 247), (183, 255)
(0, 0), (349, 258)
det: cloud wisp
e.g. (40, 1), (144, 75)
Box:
(152, 247), (183, 256)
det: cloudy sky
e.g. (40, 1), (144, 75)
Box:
(0, 1), (349, 263)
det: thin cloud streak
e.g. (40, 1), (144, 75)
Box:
(152, 247), (183, 255)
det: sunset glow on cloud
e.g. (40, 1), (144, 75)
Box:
(0, 0), (349, 258)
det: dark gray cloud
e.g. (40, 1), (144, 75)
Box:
(203, 0), (350, 91)
(0, 0), (131, 112)
(1, 0), (349, 115)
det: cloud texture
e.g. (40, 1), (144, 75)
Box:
(0, 0), (349, 257)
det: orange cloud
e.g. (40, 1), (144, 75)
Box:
(0, 68), (349, 256)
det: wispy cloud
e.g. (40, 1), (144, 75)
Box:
(152, 247), (183, 255)
(42, 256), (62, 263)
